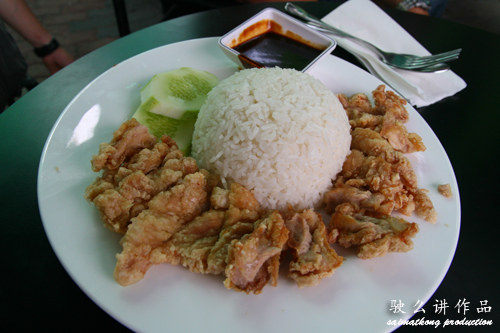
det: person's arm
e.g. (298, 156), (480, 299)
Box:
(407, 7), (429, 14)
(0, 0), (74, 74)
(0, 0), (52, 47)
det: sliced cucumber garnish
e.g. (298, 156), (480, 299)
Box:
(138, 67), (219, 120)
(133, 106), (197, 156)
(132, 67), (219, 155)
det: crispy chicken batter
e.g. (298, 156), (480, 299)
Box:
(372, 85), (410, 123)
(331, 86), (436, 222)
(284, 209), (343, 288)
(326, 85), (437, 259)
(85, 136), (199, 233)
(207, 183), (261, 275)
(210, 187), (230, 210)
(380, 111), (426, 154)
(91, 118), (157, 172)
(413, 189), (438, 223)
(324, 186), (385, 215)
(328, 203), (419, 259)
(339, 85), (424, 154)
(114, 172), (210, 286)
(150, 209), (225, 274)
(351, 127), (400, 163)
(333, 147), (417, 216)
(438, 183), (453, 198)
(86, 84), (439, 292)
(338, 92), (380, 115)
(224, 210), (289, 294)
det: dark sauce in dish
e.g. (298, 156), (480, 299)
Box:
(229, 20), (326, 71)
(234, 32), (324, 71)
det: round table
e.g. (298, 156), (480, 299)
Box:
(2, 2), (499, 332)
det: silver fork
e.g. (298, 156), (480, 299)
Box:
(285, 3), (461, 71)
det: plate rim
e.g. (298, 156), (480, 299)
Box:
(37, 36), (461, 333)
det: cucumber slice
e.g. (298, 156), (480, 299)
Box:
(132, 106), (197, 156)
(138, 67), (219, 120)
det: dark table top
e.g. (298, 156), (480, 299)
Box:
(2, 2), (499, 332)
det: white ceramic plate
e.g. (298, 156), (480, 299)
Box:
(38, 37), (460, 333)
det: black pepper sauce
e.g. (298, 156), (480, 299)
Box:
(230, 20), (326, 71)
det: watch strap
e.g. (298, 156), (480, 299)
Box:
(33, 38), (60, 58)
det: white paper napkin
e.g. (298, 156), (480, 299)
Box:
(321, 0), (466, 107)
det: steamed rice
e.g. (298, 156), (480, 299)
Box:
(191, 67), (351, 210)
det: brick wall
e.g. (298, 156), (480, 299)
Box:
(6, 0), (163, 83)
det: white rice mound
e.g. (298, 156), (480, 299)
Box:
(191, 67), (351, 210)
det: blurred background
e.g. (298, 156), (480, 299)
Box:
(6, 0), (500, 85)
(6, 0), (163, 84)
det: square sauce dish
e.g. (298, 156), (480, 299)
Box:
(218, 7), (336, 73)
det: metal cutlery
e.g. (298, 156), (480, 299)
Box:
(285, 3), (461, 72)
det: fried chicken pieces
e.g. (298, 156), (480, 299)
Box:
(114, 172), (212, 286)
(328, 203), (419, 260)
(85, 85), (437, 293)
(84, 120), (198, 234)
(326, 85), (437, 259)
(85, 119), (342, 293)
(224, 210), (288, 293)
(284, 209), (343, 287)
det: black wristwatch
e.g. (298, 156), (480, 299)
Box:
(33, 37), (60, 58)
